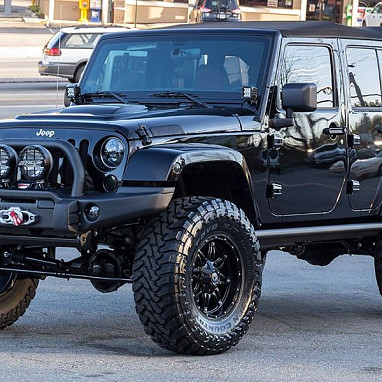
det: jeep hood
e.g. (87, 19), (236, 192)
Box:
(0, 103), (256, 140)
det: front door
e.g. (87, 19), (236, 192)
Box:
(267, 40), (346, 217)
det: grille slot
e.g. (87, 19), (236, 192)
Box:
(61, 139), (75, 188)
(48, 139), (90, 190)
(48, 150), (60, 188)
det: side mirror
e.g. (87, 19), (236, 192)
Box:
(282, 83), (317, 113)
(270, 83), (317, 131)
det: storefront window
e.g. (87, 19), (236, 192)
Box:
(241, 0), (293, 7)
(306, 0), (343, 23)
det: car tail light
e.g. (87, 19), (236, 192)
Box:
(232, 8), (241, 14)
(44, 47), (62, 56)
(201, 6), (211, 12)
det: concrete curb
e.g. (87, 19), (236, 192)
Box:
(0, 77), (67, 83)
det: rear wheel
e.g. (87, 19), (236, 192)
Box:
(0, 273), (39, 329)
(73, 63), (86, 83)
(374, 241), (382, 295)
(133, 197), (262, 355)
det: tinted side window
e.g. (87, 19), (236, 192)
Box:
(279, 45), (334, 108)
(346, 47), (381, 108)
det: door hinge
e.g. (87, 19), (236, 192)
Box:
(348, 134), (361, 148)
(266, 183), (283, 198)
(347, 180), (360, 194)
(267, 134), (283, 149)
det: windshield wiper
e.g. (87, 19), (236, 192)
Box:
(149, 91), (212, 109)
(82, 91), (129, 104)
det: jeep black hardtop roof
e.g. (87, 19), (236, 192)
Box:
(162, 21), (382, 40)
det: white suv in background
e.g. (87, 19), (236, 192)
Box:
(363, 2), (382, 26)
(38, 26), (129, 83)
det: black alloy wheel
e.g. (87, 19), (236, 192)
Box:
(191, 235), (241, 320)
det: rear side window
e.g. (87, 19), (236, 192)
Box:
(346, 47), (381, 108)
(62, 33), (102, 49)
(279, 44), (335, 108)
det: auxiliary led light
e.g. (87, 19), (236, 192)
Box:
(19, 145), (53, 180)
(0, 145), (18, 179)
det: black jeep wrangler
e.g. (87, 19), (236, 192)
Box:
(1, 21), (382, 355)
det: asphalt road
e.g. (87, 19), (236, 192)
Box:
(0, 249), (381, 381)
(0, 82), (65, 119)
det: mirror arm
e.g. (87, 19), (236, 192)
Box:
(269, 108), (294, 131)
(269, 116), (294, 130)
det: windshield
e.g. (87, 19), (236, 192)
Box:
(81, 34), (271, 101)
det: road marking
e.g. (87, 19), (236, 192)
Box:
(0, 105), (61, 108)
(0, 92), (64, 96)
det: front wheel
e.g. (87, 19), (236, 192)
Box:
(0, 273), (39, 329)
(133, 197), (262, 355)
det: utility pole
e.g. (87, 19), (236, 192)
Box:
(351, 0), (359, 26)
(48, 0), (55, 21)
(101, 0), (109, 24)
(4, 0), (12, 16)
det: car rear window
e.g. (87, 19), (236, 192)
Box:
(205, 0), (239, 9)
(46, 31), (66, 49)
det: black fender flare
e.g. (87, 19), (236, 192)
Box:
(123, 144), (260, 224)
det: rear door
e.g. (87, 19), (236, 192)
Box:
(267, 38), (346, 217)
(342, 40), (382, 211)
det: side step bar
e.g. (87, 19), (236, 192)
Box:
(256, 223), (382, 249)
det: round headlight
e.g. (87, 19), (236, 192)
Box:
(0, 145), (18, 179)
(100, 138), (124, 169)
(19, 145), (52, 180)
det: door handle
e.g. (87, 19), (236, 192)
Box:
(323, 126), (347, 136)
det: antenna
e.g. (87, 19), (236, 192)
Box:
(55, 4), (63, 109)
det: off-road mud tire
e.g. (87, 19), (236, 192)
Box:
(0, 276), (39, 329)
(133, 197), (262, 355)
(374, 241), (382, 295)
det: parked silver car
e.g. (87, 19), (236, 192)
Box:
(38, 26), (129, 83)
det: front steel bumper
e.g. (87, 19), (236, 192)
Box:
(0, 138), (174, 243)
(0, 186), (173, 232)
